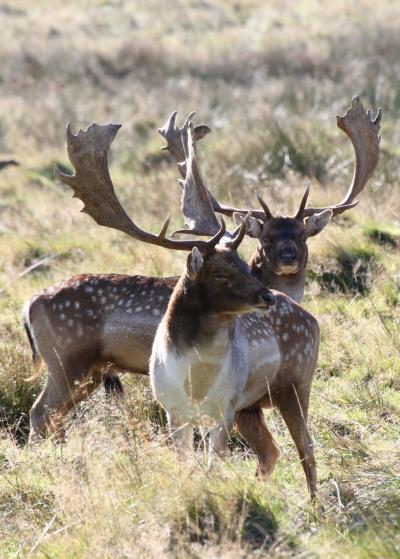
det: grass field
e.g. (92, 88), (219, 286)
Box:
(0, 1), (399, 557)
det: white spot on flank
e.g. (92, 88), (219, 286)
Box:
(97, 289), (103, 296)
(158, 296), (164, 301)
(65, 301), (70, 308)
(145, 305), (151, 310)
(153, 309), (160, 316)
(100, 297), (106, 304)
(282, 333), (289, 341)
(74, 302), (80, 309)
(135, 307), (142, 312)
(60, 313), (65, 320)
(68, 319), (74, 327)
(141, 290), (146, 296)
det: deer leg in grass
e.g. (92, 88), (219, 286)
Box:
(236, 406), (280, 477)
(207, 411), (235, 469)
(276, 384), (317, 498)
(29, 357), (103, 442)
(103, 368), (124, 397)
(167, 412), (193, 458)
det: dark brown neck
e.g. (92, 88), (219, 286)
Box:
(248, 251), (306, 303)
(164, 275), (229, 353)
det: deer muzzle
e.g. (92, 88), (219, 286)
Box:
(257, 289), (275, 308)
(279, 246), (297, 264)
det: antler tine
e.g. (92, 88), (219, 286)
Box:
(55, 122), (225, 253)
(210, 194), (270, 222)
(294, 180), (310, 220)
(256, 191), (273, 220)
(228, 210), (252, 250)
(303, 96), (381, 218)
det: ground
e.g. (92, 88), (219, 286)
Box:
(0, 1), (399, 557)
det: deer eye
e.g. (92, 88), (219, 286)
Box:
(263, 239), (273, 247)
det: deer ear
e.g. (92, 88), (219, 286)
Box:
(187, 247), (204, 279)
(304, 209), (333, 237)
(233, 212), (262, 238)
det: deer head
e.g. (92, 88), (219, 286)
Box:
(231, 183), (332, 277)
(223, 97), (382, 279)
(180, 245), (273, 312)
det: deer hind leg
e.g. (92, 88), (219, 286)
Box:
(236, 406), (280, 477)
(103, 372), (123, 396)
(276, 384), (317, 498)
(29, 355), (101, 442)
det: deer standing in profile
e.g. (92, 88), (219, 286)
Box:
(25, 99), (380, 489)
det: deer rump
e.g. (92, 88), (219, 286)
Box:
(24, 273), (177, 378)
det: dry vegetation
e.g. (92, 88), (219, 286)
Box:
(0, 0), (399, 557)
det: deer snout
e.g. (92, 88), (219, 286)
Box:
(259, 289), (275, 307)
(279, 246), (297, 264)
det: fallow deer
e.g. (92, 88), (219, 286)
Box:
(148, 220), (320, 496)
(25, 99), (380, 484)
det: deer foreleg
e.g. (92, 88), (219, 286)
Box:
(276, 384), (317, 498)
(208, 411), (235, 469)
(167, 412), (193, 458)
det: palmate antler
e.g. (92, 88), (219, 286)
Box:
(54, 122), (232, 253)
(160, 111), (261, 226)
(302, 96), (382, 218)
(191, 96), (381, 222)
(159, 112), (225, 236)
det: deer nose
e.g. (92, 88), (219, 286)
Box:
(260, 289), (275, 307)
(279, 247), (296, 263)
